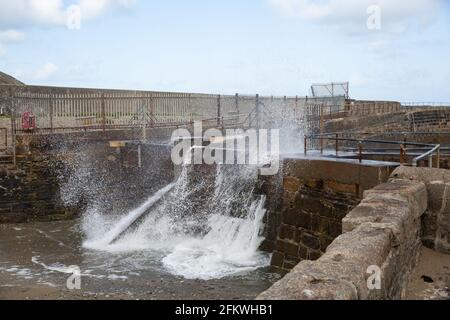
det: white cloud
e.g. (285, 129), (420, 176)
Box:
(268, 0), (443, 34)
(78, 0), (136, 20)
(0, 0), (136, 57)
(0, 29), (25, 42)
(0, 29), (25, 57)
(34, 62), (58, 80)
(0, 0), (137, 28)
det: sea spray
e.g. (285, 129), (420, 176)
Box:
(162, 195), (267, 280)
(82, 163), (270, 279)
(83, 183), (176, 249)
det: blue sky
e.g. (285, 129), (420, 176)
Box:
(0, 0), (449, 101)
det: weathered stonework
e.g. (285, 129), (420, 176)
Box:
(390, 166), (450, 254)
(258, 172), (428, 300)
(264, 157), (397, 273)
(0, 154), (77, 223)
(0, 139), (174, 224)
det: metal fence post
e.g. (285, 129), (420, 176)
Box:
(437, 146), (441, 169)
(335, 133), (339, 157)
(358, 141), (363, 163)
(320, 136), (324, 155)
(50, 97), (54, 133)
(9, 87), (17, 167)
(400, 145), (405, 165)
(234, 93), (240, 126)
(217, 94), (221, 127)
(101, 93), (106, 131)
(304, 136), (307, 156)
(149, 94), (154, 127)
(256, 94), (260, 129)
(188, 93), (192, 123)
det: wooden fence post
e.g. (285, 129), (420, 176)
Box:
(9, 87), (17, 167)
(256, 94), (260, 129)
(101, 93), (106, 131)
(217, 94), (221, 126)
(50, 97), (54, 133)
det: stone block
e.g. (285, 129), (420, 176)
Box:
(297, 212), (312, 229)
(308, 249), (322, 261)
(325, 180), (358, 195)
(257, 260), (359, 300)
(328, 220), (342, 238)
(391, 166), (450, 184)
(320, 236), (334, 252)
(319, 225), (393, 299)
(342, 196), (410, 234)
(283, 256), (300, 270)
(270, 251), (285, 268)
(363, 179), (427, 219)
(275, 239), (286, 252)
(282, 209), (312, 229)
(305, 179), (323, 189)
(427, 181), (446, 212)
(284, 241), (300, 257)
(438, 214), (450, 231)
(276, 239), (299, 258)
(282, 209), (298, 226)
(310, 214), (320, 232)
(439, 183), (450, 214)
(301, 233), (321, 251)
(297, 196), (323, 214)
(283, 177), (301, 193)
(435, 236), (450, 254)
(298, 244), (308, 259)
(280, 224), (295, 240)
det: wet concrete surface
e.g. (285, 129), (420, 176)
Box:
(0, 220), (279, 300)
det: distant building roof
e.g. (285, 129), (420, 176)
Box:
(0, 71), (24, 86)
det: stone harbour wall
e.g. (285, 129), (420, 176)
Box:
(263, 157), (398, 273)
(258, 172), (428, 300)
(0, 153), (77, 223)
(0, 140), (174, 224)
(390, 166), (450, 254)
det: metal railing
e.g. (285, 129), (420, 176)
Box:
(402, 102), (450, 108)
(304, 133), (441, 168)
(0, 85), (348, 136)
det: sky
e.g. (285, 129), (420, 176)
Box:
(0, 0), (449, 102)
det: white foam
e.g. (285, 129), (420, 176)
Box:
(83, 183), (175, 250)
(81, 164), (271, 280)
(32, 257), (78, 274)
(107, 274), (128, 281)
(162, 196), (268, 280)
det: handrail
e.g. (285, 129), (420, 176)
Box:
(402, 102), (450, 107)
(413, 144), (441, 168)
(305, 134), (441, 168)
(306, 134), (436, 148)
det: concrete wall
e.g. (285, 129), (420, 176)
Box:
(263, 157), (398, 273)
(258, 174), (428, 300)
